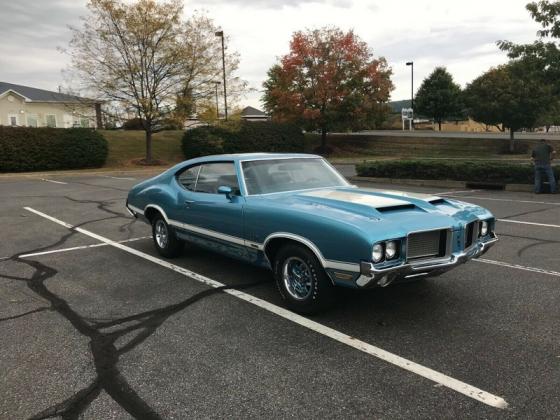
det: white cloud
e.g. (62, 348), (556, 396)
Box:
(1, 0), (542, 108)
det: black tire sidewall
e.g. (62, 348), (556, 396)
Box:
(151, 214), (183, 258)
(274, 244), (334, 314)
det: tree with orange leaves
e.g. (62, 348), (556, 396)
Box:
(262, 27), (393, 151)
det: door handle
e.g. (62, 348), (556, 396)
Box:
(184, 200), (194, 208)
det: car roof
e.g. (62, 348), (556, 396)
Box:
(163, 153), (324, 175)
(185, 153), (322, 164)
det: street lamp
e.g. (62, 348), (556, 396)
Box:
(406, 61), (414, 109)
(406, 61), (414, 130)
(214, 81), (221, 120)
(215, 30), (228, 121)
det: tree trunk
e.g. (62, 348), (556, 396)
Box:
(509, 129), (515, 153)
(145, 127), (153, 163)
(438, 120), (442, 131)
(321, 127), (327, 150)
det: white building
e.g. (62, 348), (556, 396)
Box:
(0, 82), (101, 128)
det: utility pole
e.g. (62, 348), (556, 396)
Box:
(406, 61), (414, 129)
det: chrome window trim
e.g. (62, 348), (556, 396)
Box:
(176, 161), (239, 195)
(239, 156), (350, 197)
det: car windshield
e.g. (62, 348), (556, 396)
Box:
(241, 158), (349, 195)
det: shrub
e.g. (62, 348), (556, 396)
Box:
(182, 121), (304, 158)
(181, 125), (229, 158)
(355, 159), (560, 185)
(122, 118), (144, 130)
(223, 121), (304, 153)
(0, 127), (108, 172)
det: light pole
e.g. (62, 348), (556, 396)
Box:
(406, 61), (414, 130)
(215, 30), (228, 121)
(214, 81), (221, 120)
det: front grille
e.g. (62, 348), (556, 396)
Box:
(407, 229), (446, 260)
(464, 221), (479, 249)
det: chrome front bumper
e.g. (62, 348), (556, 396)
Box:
(356, 234), (498, 288)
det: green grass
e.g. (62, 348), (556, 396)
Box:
(304, 133), (536, 160)
(99, 130), (535, 169)
(100, 130), (184, 167)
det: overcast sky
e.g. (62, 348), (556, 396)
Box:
(0, 0), (541, 108)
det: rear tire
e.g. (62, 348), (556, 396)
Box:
(151, 214), (184, 258)
(274, 244), (336, 314)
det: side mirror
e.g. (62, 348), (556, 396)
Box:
(217, 185), (233, 200)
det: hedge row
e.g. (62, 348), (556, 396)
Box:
(356, 160), (560, 185)
(0, 127), (108, 172)
(182, 121), (304, 158)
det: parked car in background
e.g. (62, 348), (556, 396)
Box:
(126, 153), (498, 313)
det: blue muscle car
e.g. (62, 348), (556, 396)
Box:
(126, 153), (498, 313)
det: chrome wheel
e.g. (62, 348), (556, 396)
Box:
(154, 219), (168, 249)
(282, 257), (313, 300)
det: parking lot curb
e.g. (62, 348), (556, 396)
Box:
(350, 176), (534, 192)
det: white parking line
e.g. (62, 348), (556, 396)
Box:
(475, 258), (560, 277)
(18, 236), (151, 259)
(101, 176), (136, 181)
(445, 195), (560, 206)
(41, 178), (68, 185)
(24, 206), (508, 409)
(498, 219), (560, 229)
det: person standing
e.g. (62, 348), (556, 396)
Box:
(531, 139), (557, 193)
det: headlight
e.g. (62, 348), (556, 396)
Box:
(385, 241), (398, 260)
(372, 243), (384, 263)
(480, 221), (489, 236)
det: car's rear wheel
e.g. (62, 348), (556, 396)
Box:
(151, 214), (184, 258)
(273, 244), (336, 314)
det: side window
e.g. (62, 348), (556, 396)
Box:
(196, 162), (240, 195)
(177, 165), (201, 191)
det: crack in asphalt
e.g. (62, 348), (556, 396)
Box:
(0, 306), (52, 321)
(0, 196), (265, 419)
(500, 205), (559, 220)
(496, 232), (560, 257)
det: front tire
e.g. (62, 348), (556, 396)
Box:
(274, 244), (336, 314)
(152, 214), (184, 258)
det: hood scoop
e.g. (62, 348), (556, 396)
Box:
(376, 203), (417, 212)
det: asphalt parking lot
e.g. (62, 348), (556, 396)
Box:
(1, 169), (559, 419)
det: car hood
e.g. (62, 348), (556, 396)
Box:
(253, 186), (492, 238)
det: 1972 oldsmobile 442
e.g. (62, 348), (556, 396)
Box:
(126, 153), (498, 313)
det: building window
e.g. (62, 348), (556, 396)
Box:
(8, 115), (17, 126)
(80, 118), (90, 128)
(27, 114), (38, 127)
(46, 115), (57, 128)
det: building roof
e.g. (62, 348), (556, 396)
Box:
(240, 106), (267, 117)
(0, 81), (95, 103)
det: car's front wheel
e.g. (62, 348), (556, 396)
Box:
(151, 214), (184, 258)
(274, 244), (336, 314)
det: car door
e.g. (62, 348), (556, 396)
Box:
(174, 161), (247, 258)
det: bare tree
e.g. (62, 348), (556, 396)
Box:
(68, 0), (187, 163)
(174, 13), (248, 122)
